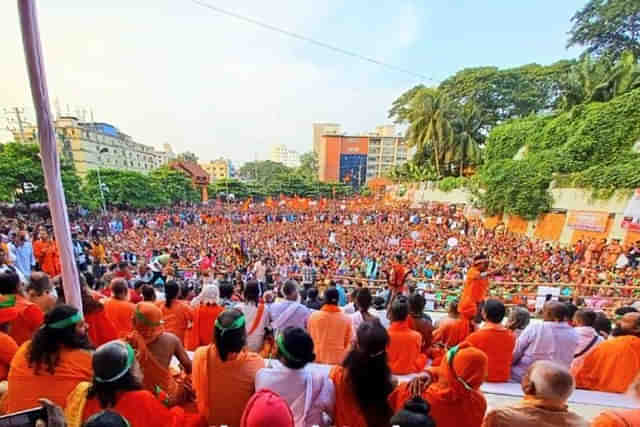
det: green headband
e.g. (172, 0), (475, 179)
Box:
(276, 334), (303, 363)
(134, 309), (163, 327)
(95, 343), (135, 383)
(446, 345), (473, 391)
(48, 312), (82, 329)
(215, 315), (245, 336)
(0, 295), (16, 309)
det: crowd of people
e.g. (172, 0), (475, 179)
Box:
(0, 202), (638, 426)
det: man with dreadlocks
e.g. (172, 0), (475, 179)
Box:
(192, 309), (265, 427)
(64, 340), (206, 427)
(125, 302), (193, 407)
(5, 304), (93, 413)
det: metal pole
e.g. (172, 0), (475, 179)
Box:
(17, 0), (82, 311)
(97, 149), (107, 213)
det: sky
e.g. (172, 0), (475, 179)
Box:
(0, 0), (586, 165)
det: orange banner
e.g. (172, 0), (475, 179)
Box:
(567, 210), (609, 232)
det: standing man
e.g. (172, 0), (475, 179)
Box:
(6, 232), (33, 284)
(269, 280), (310, 334)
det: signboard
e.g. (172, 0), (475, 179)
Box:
(622, 188), (640, 232)
(566, 210), (609, 232)
(535, 286), (560, 311)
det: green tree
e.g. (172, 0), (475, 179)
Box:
(297, 152), (319, 180)
(0, 142), (85, 205)
(450, 102), (484, 176)
(568, 0), (640, 59)
(238, 160), (291, 182)
(559, 50), (640, 110)
(405, 88), (455, 177)
(150, 166), (200, 204)
(84, 169), (160, 209)
(388, 84), (427, 123)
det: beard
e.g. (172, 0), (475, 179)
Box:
(68, 330), (94, 350)
(610, 327), (636, 338)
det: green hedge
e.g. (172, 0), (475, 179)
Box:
(479, 88), (640, 217)
(437, 176), (467, 192)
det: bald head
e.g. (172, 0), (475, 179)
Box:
(524, 361), (574, 402)
(615, 312), (640, 337)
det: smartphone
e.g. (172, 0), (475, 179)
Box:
(0, 407), (46, 427)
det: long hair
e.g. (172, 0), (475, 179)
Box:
(244, 280), (260, 306)
(214, 309), (247, 361)
(164, 280), (179, 308)
(87, 370), (142, 408)
(28, 305), (93, 374)
(342, 320), (394, 426)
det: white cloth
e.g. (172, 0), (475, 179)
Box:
(238, 302), (270, 352)
(255, 362), (335, 427)
(190, 285), (220, 307)
(350, 311), (379, 334)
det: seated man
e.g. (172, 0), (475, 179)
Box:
(511, 302), (578, 383)
(572, 312), (640, 393)
(407, 292), (433, 352)
(387, 296), (427, 375)
(571, 309), (603, 369)
(0, 295), (19, 383)
(591, 375), (640, 426)
(192, 309), (265, 427)
(0, 271), (44, 345)
(126, 302), (192, 406)
(466, 299), (516, 382)
(307, 288), (353, 365)
(6, 305), (93, 412)
(269, 280), (310, 334)
(482, 360), (587, 427)
(103, 279), (135, 337)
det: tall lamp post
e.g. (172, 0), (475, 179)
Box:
(97, 147), (108, 213)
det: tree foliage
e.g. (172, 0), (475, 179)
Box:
(0, 142), (86, 205)
(297, 152), (319, 180)
(568, 0), (640, 59)
(238, 160), (292, 182)
(478, 87), (640, 217)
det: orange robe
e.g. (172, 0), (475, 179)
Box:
(159, 300), (193, 344)
(591, 410), (640, 427)
(85, 308), (118, 347)
(307, 305), (353, 364)
(191, 304), (224, 349)
(387, 320), (427, 374)
(7, 295), (44, 346)
(0, 332), (18, 381)
(390, 342), (488, 427)
(466, 323), (516, 382)
(81, 390), (206, 427)
(437, 266), (490, 356)
(6, 341), (92, 412)
(407, 315), (433, 352)
(33, 239), (61, 277)
(572, 336), (640, 393)
(103, 298), (135, 337)
(192, 345), (264, 427)
(329, 366), (368, 427)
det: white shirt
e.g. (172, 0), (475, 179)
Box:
(256, 362), (335, 427)
(238, 302), (270, 352)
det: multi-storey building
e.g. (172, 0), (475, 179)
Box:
(13, 116), (171, 176)
(313, 123), (341, 180)
(317, 124), (407, 188)
(270, 144), (300, 168)
(201, 158), (235, 180)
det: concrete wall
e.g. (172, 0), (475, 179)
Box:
(391, 183), (634, 245)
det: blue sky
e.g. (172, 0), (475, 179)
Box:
(0, 1), (585, 164)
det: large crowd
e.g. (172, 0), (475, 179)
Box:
(0, 202), (639, 426)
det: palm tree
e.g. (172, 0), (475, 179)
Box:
(406, 88), (455, 176)
(450, 102), (484, 176)
(559, 51), (640, 110)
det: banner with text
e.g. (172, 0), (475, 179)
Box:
(567, 210), (609, 232)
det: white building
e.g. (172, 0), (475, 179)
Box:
(270, 144), (300, 168)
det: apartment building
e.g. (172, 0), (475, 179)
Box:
(270, 144), (300, 168)
(316, 124), (407, 188)
(201, 158), (235, 180)
(14, 116), (171, 176)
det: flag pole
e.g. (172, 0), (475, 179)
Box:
(17, 0), (82, 311)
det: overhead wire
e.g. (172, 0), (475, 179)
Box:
(188, 0), (434, 82)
